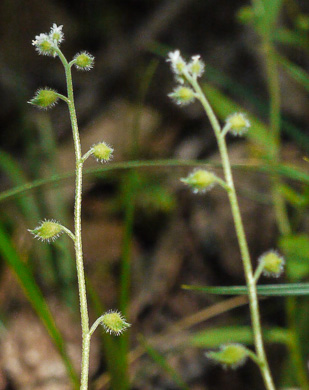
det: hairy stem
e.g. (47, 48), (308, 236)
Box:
(56, 47), (90, 390)
(188, 74), (275, 390)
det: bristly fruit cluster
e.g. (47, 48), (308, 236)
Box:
(29, 219), (64, 242)
(100, 310), (131, 336)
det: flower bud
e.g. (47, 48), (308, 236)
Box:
(49, 23), (64, 44)
(168, 86), (196, 106)
(29, 88), (59, 110)
(100, 310), (130, 336)
(188, 55), (205, 78)
(225, 113), (250, 136)
(32, 33), (57, 57)
(258, 250), (285, 278)
(73, 52), (95, 71)
(91, 142), (113, 163)
(206, 344), (249, 369)
(181, 169), (218, 194)
(29, 220), (64, 242)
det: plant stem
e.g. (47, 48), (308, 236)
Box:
(188, 74), (275, 390)
(263, 42), (291, 237)
(253, 260), (265, 283)
(262, 36), (309, 388)
(56, 47), (90, 390)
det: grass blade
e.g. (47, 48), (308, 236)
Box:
(276, 53), (309, 93)
(183, 283), (309, 296)
(2, 159), (309, 205)
(191, 326), (291, 347)
(0, 149), (57, 285)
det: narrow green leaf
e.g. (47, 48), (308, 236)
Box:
(280, 184), (309, 208)
(259, 0), (283, 35)
(0, 160), (206, 203)
(259, 163), (309, 185)
(1, 159), (309, 205)
(274, 28), (309, 53)
(191, 326), (291, 348)
(0, 223), (78, 388)
(0, 149), (40, 222)
(276, 54), (309, 93)
(183, 283), (309, 296)
(0, 149), (57, 285)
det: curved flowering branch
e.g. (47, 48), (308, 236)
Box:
(167, 49), (277, 390)
(29, 24), (130, 390)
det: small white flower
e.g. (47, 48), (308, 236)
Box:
(188, 55), (205, 78)
(167, 50), (182, 64)
(32, 33), (57, 57)
(49, 23), (64, 44)
(166, 50), (187, 76)
(32, 33), (47, 46)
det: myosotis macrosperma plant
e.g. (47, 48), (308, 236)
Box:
(167, 50), (285, 390)
(29, 24), (130, 390)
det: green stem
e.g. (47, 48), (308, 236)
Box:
(61, 225), (76, 242)
(263, 42), (291, 237)
(262, 35), (308, 388)
(56, 47), (90, 390)
(253, 260), (265, 283)
(89, 315), (105, 338)
(188, 73), (275, 390)
(81, 148), (94, 164)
